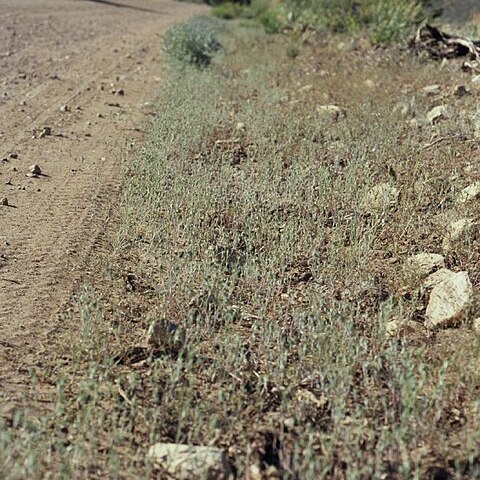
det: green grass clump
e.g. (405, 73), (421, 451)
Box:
(162, 16), (223, 67)
(258, 8), (283, 33)
(212, 0), (284, 34)
(212, 1), (245, 19)
(283, 0), (424, 43)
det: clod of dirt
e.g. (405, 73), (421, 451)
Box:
(405, 253), (445, 278)
(386, 319), (425, 338)
(115, 89), (124, 96)
(39, 126), (52, 138)
(147, 443), (232, 480)
(146, 318), (179, 349)
(453, 85), (469, 97)
(425, 271), (472, 329)
(1, 197), (9, 206)
(427, 105), (448, 124)
(30, 164), (41, 175)
(9, 152), (18, 159)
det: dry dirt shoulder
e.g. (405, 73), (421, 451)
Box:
(0, 0), (206, 417)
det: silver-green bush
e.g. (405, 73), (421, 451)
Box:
(162, 17), (223, 67)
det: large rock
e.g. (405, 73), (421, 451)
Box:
(405, 253), (445, 277)
(360, 183), (399, 214)
(425, 271), (473, 329)
(424, 268), (455, 289)
(147, 443), (232, 480)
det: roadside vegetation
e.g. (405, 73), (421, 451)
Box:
(210, 0), (425, 44)
(2, 4), (480, 480)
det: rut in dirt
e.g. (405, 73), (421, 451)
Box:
(0, 0), (206, 417)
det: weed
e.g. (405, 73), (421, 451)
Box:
(258, 9), (283, 33)
(212, 1), (245, 19)
(282, 0), (425, 43)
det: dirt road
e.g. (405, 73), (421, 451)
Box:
(0, 0), (205, 416)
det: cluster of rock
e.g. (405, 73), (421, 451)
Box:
(387, 252), (475, 335)
(359, 167), (478, 335)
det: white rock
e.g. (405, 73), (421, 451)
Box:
(405, 253), (445, 277)
(299, 84), (313, 93)
(425, 271), (472, 329)
(360, 183), (399, 214)
(235, 122), (245, 131)
(317, 105), (346, 121)
(147, 443), (232, 480)
(427, 105), (448, 124)
(443, 218), (475, 251)
(424, 268), (455, 289)
(457, 182), (480, 203)
(471, 74), (480, 85)
(473, 318), (480, 335)
(422, 84), (441, 96)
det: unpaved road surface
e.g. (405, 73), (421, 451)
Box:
(0, 0), (205, 416)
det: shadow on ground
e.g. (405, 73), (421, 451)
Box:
(76, 0), (162, 14)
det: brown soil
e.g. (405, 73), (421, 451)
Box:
(0, 0), (206, 417)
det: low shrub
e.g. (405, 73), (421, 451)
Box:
(258, 9), (283, 33)
(162, 17), (222, 67)
(212, 1), (245, 19)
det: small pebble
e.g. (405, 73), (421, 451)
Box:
(1, 197), (8, 206)
(30, 164), (41, 175)
(39, 126), (51, 138)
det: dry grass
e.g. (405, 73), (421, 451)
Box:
(1, 21), (480, 480)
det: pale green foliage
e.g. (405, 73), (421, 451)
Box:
(162, 16), (223, 67)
